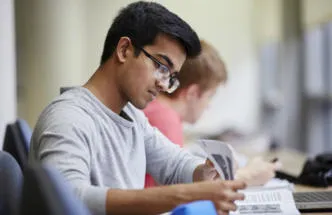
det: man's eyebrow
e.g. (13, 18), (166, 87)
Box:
(156, 54), (174, 68)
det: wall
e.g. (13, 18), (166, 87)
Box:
(9, 0), (332, 146)
(302, 0), (332, 28)
(14, 0), (262, 138)
(15, 0), (87, 126)
(0, 0), (16, 147)
(8, 0), (271, 143)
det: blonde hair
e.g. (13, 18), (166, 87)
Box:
(170, 40), (227, 97)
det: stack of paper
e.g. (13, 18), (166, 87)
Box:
(197, 139), (300, 215)
(231, 186), (300, 215)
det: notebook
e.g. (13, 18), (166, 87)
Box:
(293, 191), (332, 212)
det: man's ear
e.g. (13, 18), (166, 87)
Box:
(115, 37), (132, 63)
(184, 84), (201, 101)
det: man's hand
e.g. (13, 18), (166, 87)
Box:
(235, 156), (282, 186)
(186, 180), (246, 215)
(193, 159), (220, 182)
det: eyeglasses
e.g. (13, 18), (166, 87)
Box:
(140, 48), (180, 93)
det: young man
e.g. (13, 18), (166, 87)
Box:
(144, 40), (280, 187)
(30, 2), (245, 215)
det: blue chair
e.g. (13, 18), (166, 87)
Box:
(60, 86), (75, 94)
(16, 119), (32, 152)
(171, 200), (217, 215)
(20, 162), (91, 215)
(0, 151), (23, 215)
(3, 119), (31, 170)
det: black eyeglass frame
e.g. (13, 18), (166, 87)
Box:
(139, 47), (179, 93)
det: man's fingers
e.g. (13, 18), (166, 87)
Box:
(217, 201), (238, 212)
(273, 161), (283, 170)
(223, 189), (245, 201)
(205, 159), (215, 167)
(224, 180), (247, 191)
(205, 170), (218, 180)
(216, 209), (229, 215)
(213, 172), (221, 180)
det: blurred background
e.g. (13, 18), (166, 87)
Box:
(1, 0), (331, 156)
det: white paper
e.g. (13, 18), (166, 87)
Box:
(197, 139), (235, 180)
(231, 187), (300, 215)
(263, 178), (295, 191)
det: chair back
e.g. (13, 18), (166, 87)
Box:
(20, 163), (91, 215)
(2, 120), (29, 170)
(15, 119), (32, 152)
(0, 151), (23, 215)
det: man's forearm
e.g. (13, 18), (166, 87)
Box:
(106, 185), (193, 215)
(106, 180), (247, 215)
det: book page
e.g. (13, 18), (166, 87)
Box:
(196, 139), (235, 180)
(231, 187), (300, 215)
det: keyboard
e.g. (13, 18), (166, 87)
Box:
(293, 191), (332, 202)
(293, 191), (332, 212)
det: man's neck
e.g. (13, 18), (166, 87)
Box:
(84, 65), (127, 114)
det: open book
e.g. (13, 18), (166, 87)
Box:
(197, 139), (300, 215)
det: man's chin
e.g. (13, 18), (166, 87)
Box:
(133, 100), (151, 110)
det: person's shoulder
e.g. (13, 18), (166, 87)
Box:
(143, 99), (170, 115)
(125, 101), (179, 124)
(143, 100), (180, 125)
(37, 87), (96, 129)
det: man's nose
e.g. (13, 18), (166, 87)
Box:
(155, 80), (167, 92)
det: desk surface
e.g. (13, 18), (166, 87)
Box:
(234, 146), (332, 214)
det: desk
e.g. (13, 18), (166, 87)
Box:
(234, 146), (332, 214)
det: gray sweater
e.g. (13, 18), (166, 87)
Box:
(29, 87), (202, 215)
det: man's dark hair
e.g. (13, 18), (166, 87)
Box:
(100, 1), (201, 65)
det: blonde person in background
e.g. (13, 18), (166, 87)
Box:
(144, 40), (281, 187)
